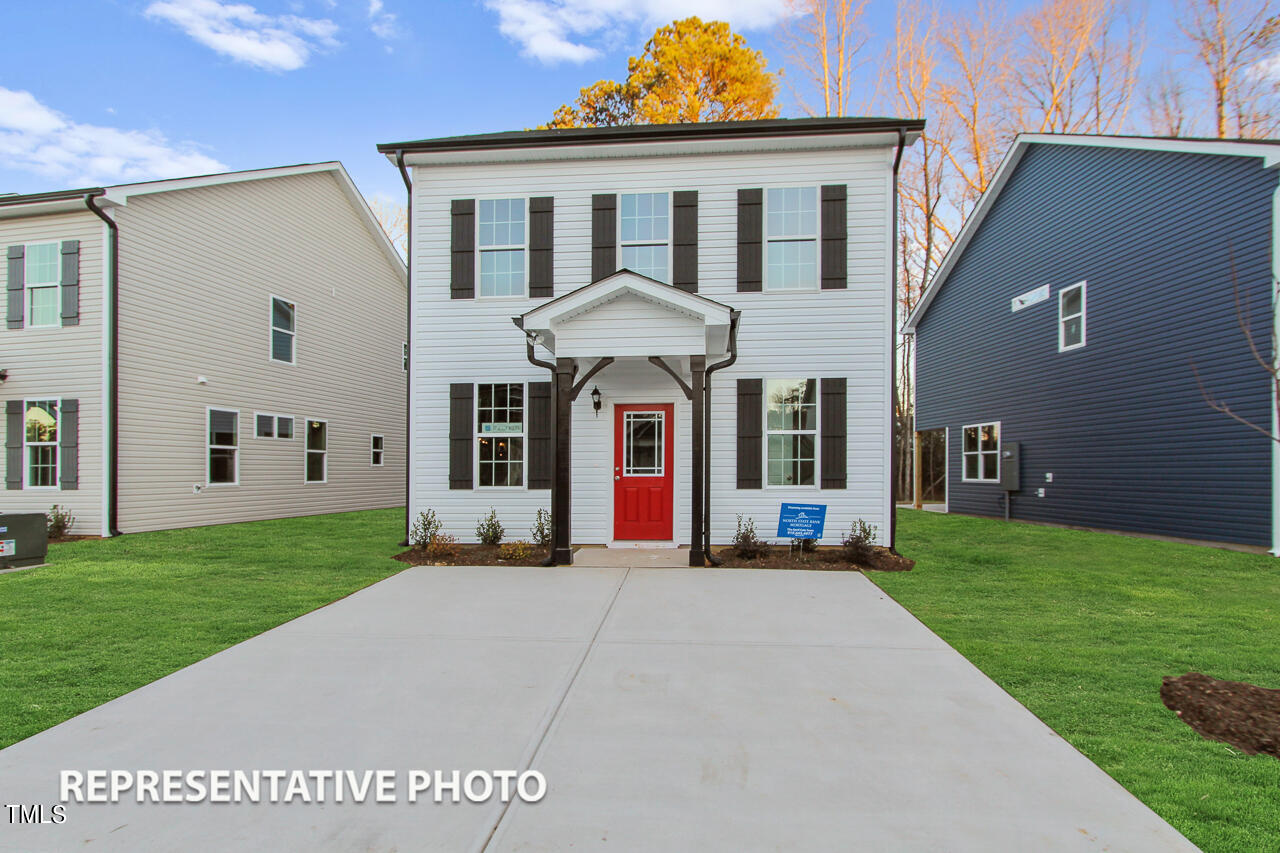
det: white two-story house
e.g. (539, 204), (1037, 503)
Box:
(0, 162), (407, 536)
(379, 118), (921, 565)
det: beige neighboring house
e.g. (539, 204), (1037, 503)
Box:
(0, 163), (407, 536)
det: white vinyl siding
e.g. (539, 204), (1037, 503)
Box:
(619, 192), (670, 283)
(25, 242), (61, 328)
(24, 399), (59, 488)
(962, 422), (1000, 482)
(765, 187), (818, 291)
(1059, 282), (1086, 351)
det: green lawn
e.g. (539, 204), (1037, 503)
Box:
(0, 508), (406, 750)
(880, 509), (1280, 853)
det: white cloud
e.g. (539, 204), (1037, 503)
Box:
(0, 87), (226, 186)
(145, 0), (339, 71)
(367, 0), (401, 41)
(483, 0), (789, 64)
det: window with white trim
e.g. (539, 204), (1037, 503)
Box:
(305, 420), (327, 483)
(477, 383), (523, 487)
(478, 199), (526, 297)
(255, 413), (294, 439)
(371, 434), (384, 466)
(25, 243), (61, 328)
(208, 409), (238, 485)
(766, 379), (817, 486)
(24, 399), (59, 487)
(619, 192), (670, 282)
(765, 187), (818, 290)
(1059, 282), (1086, 351)
(962, 422), (1000, 482)
(271, 297), (295, 363)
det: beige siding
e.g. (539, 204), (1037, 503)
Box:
(0, 211), (105, 535)
(116, 171), (406, 532)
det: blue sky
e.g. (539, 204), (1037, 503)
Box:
(0, 0), (1176, 207)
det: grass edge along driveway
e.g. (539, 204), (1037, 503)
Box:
(875, 510), (1280, 853)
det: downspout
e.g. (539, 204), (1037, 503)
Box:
(702, 310), (740, 565)
(85, 193), (121, 536)
(516, 319), (557, 566)
(395, 150), (412, 546)
(889, 128), (907, 553)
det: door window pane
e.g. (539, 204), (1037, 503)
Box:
(624, 412), (664, 476)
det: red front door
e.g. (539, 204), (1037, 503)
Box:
(613, 404), (675, 541)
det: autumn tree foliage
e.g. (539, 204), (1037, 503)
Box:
(547, 18), (779, 128)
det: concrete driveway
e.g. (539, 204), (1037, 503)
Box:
(0, 565), (1196, 852)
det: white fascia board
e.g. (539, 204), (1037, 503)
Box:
(522, 271), (732, 330)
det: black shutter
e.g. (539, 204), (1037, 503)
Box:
(5, 400), (21, 490)
(820, 378), (847, 489)
(821, 185), (847, 290)
(59, 398), (78, 490)
(527, 381), (553, 489)
(7, 245), (24, 329)
(736, 378), (763, 489)
(737, 189), (763, 292)
(529, 197), (554, 298)
(449, 383), (473, 489)
(591, 194), (617, 281)
(450, 200), (475, 299)
(672, 191), (698, 293)
(60, 240), (80, 325)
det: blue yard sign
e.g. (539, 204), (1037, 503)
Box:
(777, 503), (827, 539)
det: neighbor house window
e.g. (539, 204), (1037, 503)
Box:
(962, 422), (1000, 482)
(766, 379), (817, 486)
(24, 399), (59, 488)
(208, 408), (238, 485)
(271, 297), (295, 363)
(619, 192), (670, 282)
(25, 242), (61, 328)
(1059, 282), (1086, 351)
(477, 383), (523, 487)
(765, 187), (818, 290)
(403, 341), (409, 372)
(478, 199), (525, 297)
(305, 420), (327, 483)
(255, 413), (294, 439)
(371, 434), (384, 466)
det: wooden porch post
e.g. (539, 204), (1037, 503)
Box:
(552, 357), (575, 565)
(913, 431), (923, 510)
(689, 355), (706, 566)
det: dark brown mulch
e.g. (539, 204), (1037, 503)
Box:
(394, 544), (549, 567)
(712, 545), (913, 572)
(49, 535), (98, 544)
(1160, 672), (1280, 759)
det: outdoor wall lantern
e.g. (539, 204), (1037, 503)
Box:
(591, 386), (602, 416)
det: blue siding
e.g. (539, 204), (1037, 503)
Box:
(915, 144), (1277, 546)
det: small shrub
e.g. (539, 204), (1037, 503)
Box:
(476, 507), (505, 546)
(841, 519), (878, 565)
(421, 534), (460, 563)
(498, 539), (534, 561)
(530, 508), (552, 547)
(46, 505), (76, 539)
(792, 538), (818, 553)
(732, 514), (770, 559)
(409, 509), (443, 548)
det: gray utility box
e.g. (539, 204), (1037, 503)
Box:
(0, 513), (49, 569)
(999, 442), (1021, 492)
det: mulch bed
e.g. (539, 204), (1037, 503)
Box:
(394, 544), (550, 567)
(1161, 672), (1280, 759)
(712, 545), (913, 572)
(49, 535), (99, 544)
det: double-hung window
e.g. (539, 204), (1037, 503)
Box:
(271, 297), (295, 363)
(620, 192), (670, 282)
(25, 243), (61, 328)
(208, 408), (239, 485)
(24, 399), (59, 488)
(766, 379), (817, 486)
(962, 422), (1000, 482)
(305, 420), (327, 483)
(477, 383), (523, 487)
(765, 187), (818, 290)
(1059, 282), (1086, 351)
(371, 434), (384, 466)
(478, 199), (526, 297)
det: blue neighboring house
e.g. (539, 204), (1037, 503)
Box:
(905, 134), (1280, 551)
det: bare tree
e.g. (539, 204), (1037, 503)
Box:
(369, 196), (408, 258)
(780, 0), (871, 116)
(1144, 64), (1193, 135)
(1179, 0), (1280, 138)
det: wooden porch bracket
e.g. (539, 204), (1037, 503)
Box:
(647, 356), (693, 400)
(570, 357), (614, 401)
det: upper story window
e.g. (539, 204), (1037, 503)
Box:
(478, 199), (526, 298)
(766, 379), (817, 486)
(24, 399), (59, 488)
(765, 187), (818, 291)
(1059, 282), (1086, 351)
(271, 297), (295, 363)
(477, 382), (523, 487)
(962, 422), (999, 482)
(620, 192), (670, 283)
(25, 243), (61, 328)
